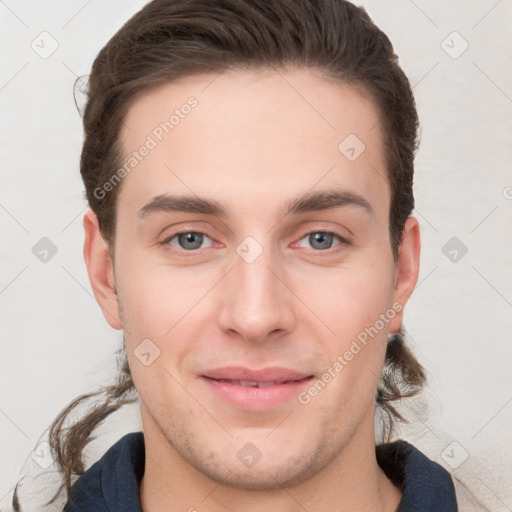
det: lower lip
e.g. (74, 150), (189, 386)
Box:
(201, 377), (313, 411)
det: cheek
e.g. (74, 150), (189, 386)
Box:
(116, 255), (201, 336)
(117, 243), (396, 344)
(305, 260), (395, 340)
(301, 259), (394, 396)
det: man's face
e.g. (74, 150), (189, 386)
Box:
(87, 67), (418, 489)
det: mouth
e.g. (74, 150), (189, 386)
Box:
(200, 366), (314, 410)
(206, 379), (307, 388)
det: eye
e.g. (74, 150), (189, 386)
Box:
(164, 231), (214, 251)
(296, 231), (347, 251)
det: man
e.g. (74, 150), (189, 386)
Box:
(13, 0), (460, 510)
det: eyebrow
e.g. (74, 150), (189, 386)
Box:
(137, 187), (373, 220)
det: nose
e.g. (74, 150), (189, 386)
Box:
(218, 237), (296, 344)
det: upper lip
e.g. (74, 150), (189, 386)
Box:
(202, 366), (313, 383)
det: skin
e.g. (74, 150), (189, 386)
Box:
(83, 67), (420, 511)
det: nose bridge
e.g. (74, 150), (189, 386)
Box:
(219, 234), (292, 341)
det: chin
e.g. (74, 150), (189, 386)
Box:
(172, 435), (336, 491)
(195, 459), (319, 491)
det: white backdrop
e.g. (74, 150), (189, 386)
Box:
(1, 0), (511, 509)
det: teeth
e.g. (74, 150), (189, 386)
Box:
(238, 381), (259, 387)
(256, 381), (277, 388)
(235, 380), (282, 388)
(213, 379), (292, 387)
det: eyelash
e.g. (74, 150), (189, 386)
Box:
(160, 228), (350, 256)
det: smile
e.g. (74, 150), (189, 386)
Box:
(200, 367), (314, 410)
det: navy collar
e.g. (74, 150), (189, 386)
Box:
(377, 441), (458, 511)
(64, 432), (457, 511)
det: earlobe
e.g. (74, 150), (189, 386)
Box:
(83, 208), (123, 330)
(389, 216), (421, 333)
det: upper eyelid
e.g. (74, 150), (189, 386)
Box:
(161, 220), (352, 238)
(300, 231), (348, 242)
(162, 228), (215, 244)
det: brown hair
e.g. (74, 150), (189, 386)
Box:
(14, 0), (425, 508)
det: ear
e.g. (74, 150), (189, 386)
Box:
(83, 208), (122, 330)
(388, 215), (421, 334)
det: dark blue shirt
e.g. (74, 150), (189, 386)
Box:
(63, 432), (457, 511)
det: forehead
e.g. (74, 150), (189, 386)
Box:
(116, 67), (388, 219)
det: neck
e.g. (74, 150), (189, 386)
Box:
(139, 408), (402, 512)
